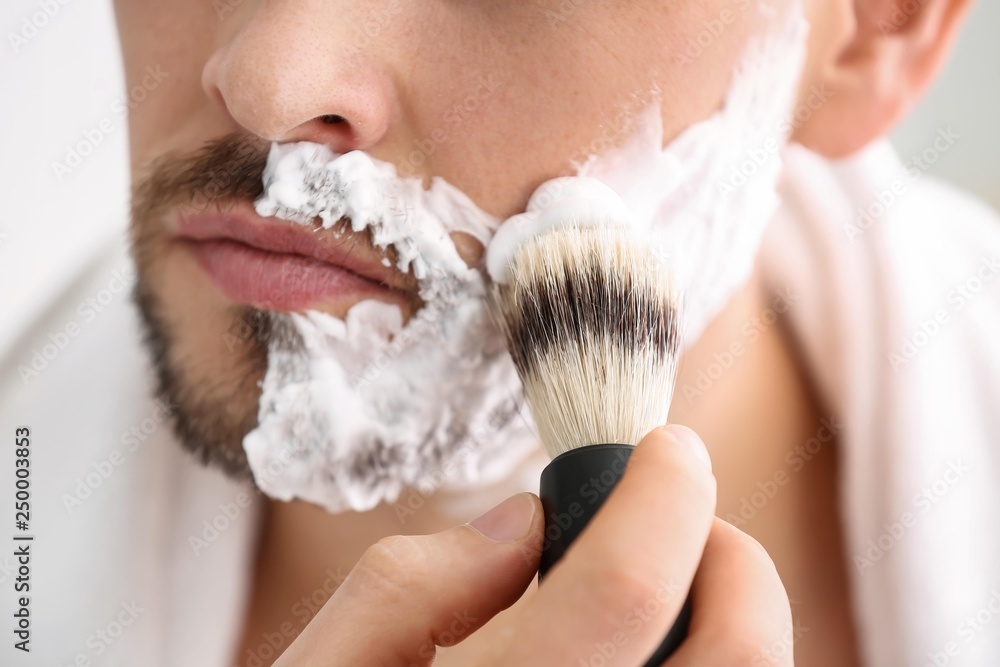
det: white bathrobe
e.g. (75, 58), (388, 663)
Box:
(1, 139), (998, 666)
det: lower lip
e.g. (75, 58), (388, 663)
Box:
(180, 238), (393, 311)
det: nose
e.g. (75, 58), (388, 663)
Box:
(202, 4), (395, 152)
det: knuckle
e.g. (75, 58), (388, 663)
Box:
(683, 463), (718, 514)
(586, 557), (661, 617)
(715, 636), (795, 667)
(661, 466), (717, 530)
(705, 522), (795, 665)
(353, 535), (428, 604)
(722, 523), (784, 586)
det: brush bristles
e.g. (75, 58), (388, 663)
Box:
(492, 225), (682, 459)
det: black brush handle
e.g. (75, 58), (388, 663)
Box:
(539, 444), (693, 666)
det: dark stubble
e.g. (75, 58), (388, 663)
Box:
(129, 133), (273, 479)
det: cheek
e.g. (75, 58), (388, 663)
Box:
(381, 0), (770, 220)
(115, 0), (231, 164)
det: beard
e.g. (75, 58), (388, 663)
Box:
(128, 133), (539, 512)
(129, 133), (274, 479)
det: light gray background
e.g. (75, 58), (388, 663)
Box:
(892, 0), (1000, 210)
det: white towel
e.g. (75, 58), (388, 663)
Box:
(761, 140), (1000, 666)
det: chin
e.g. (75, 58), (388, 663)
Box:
(132, 234), (270, 478)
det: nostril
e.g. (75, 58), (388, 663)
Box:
(307, 113), (358, 150)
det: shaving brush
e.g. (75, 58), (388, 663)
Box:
(491, 222), (691, 665)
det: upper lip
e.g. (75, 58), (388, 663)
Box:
(173, 202), (417, 292)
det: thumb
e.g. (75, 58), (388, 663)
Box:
(274, 493), (544, 667)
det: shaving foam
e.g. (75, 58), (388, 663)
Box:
(245, 144), (537, 513)
(486, 177), (634, 283)
(243, 6), (809, 513)
(489, 11), (809, 343)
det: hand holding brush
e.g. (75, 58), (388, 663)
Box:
(488, 188), (791, 664)
(491, 220), (699, 664)
(271, 427), (792, 667)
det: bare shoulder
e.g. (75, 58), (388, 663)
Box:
(671, 271), (824, 480)
(672, 272), (862, 667)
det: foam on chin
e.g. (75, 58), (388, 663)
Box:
(242, 6), (809, 513)
(244, 147), (534, 513)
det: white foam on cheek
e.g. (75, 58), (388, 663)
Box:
(243, 5), (810, 514)
(485, 177), (635, 282)
(487, 7), (810, 346)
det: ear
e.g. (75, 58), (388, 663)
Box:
(792, 0), (974, 158)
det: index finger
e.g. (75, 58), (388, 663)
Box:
(492, 425), (717, 666)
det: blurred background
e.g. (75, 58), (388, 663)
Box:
(1, 0), (998, 357)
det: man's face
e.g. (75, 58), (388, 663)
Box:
(114, 0), (797, 476)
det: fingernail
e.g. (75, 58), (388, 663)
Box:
(663, 424), (712, 472)
(468, 493), (535, 543)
